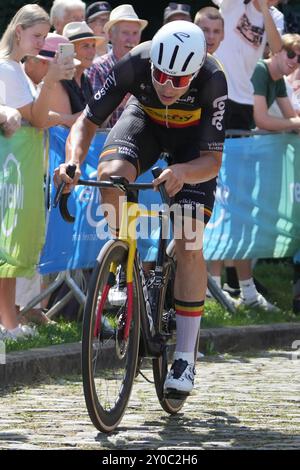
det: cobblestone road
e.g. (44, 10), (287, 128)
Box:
(0, 351), (299, 450)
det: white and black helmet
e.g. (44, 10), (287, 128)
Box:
(150, 20), (207, 76)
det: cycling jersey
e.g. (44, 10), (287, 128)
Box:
(84, 41), (228, 223)
(85, 41), (227, 144)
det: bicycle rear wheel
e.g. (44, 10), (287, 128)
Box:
(82, 240), (140, 433)
(152, 257), (187, 414)
(152, 245), (201, 414)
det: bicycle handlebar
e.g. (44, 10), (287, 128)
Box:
(53, 166), (169, 223)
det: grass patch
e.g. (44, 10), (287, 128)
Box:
(5, 319), (82, 353)
(203, 259), (300, 328)
(4, 260), (299, 352)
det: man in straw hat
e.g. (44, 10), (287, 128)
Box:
(87, 4), (148, 128)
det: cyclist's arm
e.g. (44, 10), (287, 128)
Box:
(66, 112), (97, 166)
(54, 113), (97, 188)
(153, 151), (222, 197)
(175, 150), (222, 184)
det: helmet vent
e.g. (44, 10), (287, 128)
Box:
(158, 43), (164, 65)
(169, 45), (179, 70)
(182, 52), (194, 72)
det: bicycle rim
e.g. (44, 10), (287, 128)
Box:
(82, 240), (140, 433)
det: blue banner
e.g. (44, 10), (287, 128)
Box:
(39, 128), (300, 274)
(204, 133), (300, 260)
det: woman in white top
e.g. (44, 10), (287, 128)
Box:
(0, 4), (75, 340)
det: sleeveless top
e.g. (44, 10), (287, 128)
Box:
(61, 73), (94, 114)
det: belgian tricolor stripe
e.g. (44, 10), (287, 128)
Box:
(175, 299), (204, 317)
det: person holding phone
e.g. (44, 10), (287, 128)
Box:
(48, 22), (104, 124)
(0, 4), (76, 341)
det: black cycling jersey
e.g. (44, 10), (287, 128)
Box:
(84, 41), (228, 223)
(85, 41), (227, 150)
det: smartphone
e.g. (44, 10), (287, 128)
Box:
(57, 43), (75, 60)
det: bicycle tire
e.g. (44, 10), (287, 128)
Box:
(152, 244), (200, 414)
(82, 239), (140, 433)
(152, 257), (187, 414)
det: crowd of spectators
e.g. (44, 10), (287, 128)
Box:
(0, 1), (300, 342)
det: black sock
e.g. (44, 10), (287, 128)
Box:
(225, 267), (240, 289)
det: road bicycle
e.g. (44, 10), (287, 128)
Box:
(55, 165), (234, 433)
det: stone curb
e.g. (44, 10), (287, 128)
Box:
(1, 322), (300, 387)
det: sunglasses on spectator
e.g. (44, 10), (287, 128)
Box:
(151, 64), (195, 89)
(285, 48), (300, 64)
(168, 2), (191, 13)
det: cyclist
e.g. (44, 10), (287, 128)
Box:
(55, 20), (228, 396)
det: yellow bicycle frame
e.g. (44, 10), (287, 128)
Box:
(106, 200), (160, 340)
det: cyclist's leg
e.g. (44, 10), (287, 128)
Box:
(97, 104), (160, 234)
(98, 159), (137, 235)
(164, 178), (216, 394)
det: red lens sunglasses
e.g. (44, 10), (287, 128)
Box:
(151, 64), (195, 89)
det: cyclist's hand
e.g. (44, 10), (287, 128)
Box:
(53, 162), (81, 193)
(152, 165), (184, 197)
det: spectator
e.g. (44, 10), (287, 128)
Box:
(50, 0), (85, 35)
(194, 6), (240, 307)
(251, 33), (300, 131)
(251, 33), (300, 314)
(269, 55), (300, 117)
(0, 105), (21, 138)
(87, 4), (148, 128)
(0, 4), (75, 340)
(86, 1), (112, 58)
(286, 66), (300, 115)
(163, 3), (192, 24)
(210, 0), (283, 311)
(24, 33), (81, 128)
(44, 22), (102, 123)
(251, 33), (300, 315)
(194, 7), (224, 55)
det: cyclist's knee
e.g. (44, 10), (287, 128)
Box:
(98, 159), (137, 182)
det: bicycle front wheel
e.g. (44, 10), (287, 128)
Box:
(82, 240), (140, 433)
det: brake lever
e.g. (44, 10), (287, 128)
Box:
(152, 166), (170, 205)
(53, 164), (77, 223)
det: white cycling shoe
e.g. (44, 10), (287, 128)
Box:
(164, 358), (196, 395)
(241, 293), (280, 312)
(0, 324), (37, 341)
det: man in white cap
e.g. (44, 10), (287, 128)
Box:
(163, 3), (192, 24)
(86, 2), (112, 57)
(87, 4), (148, 128)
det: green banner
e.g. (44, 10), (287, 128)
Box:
(0, 127), (45, 277)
